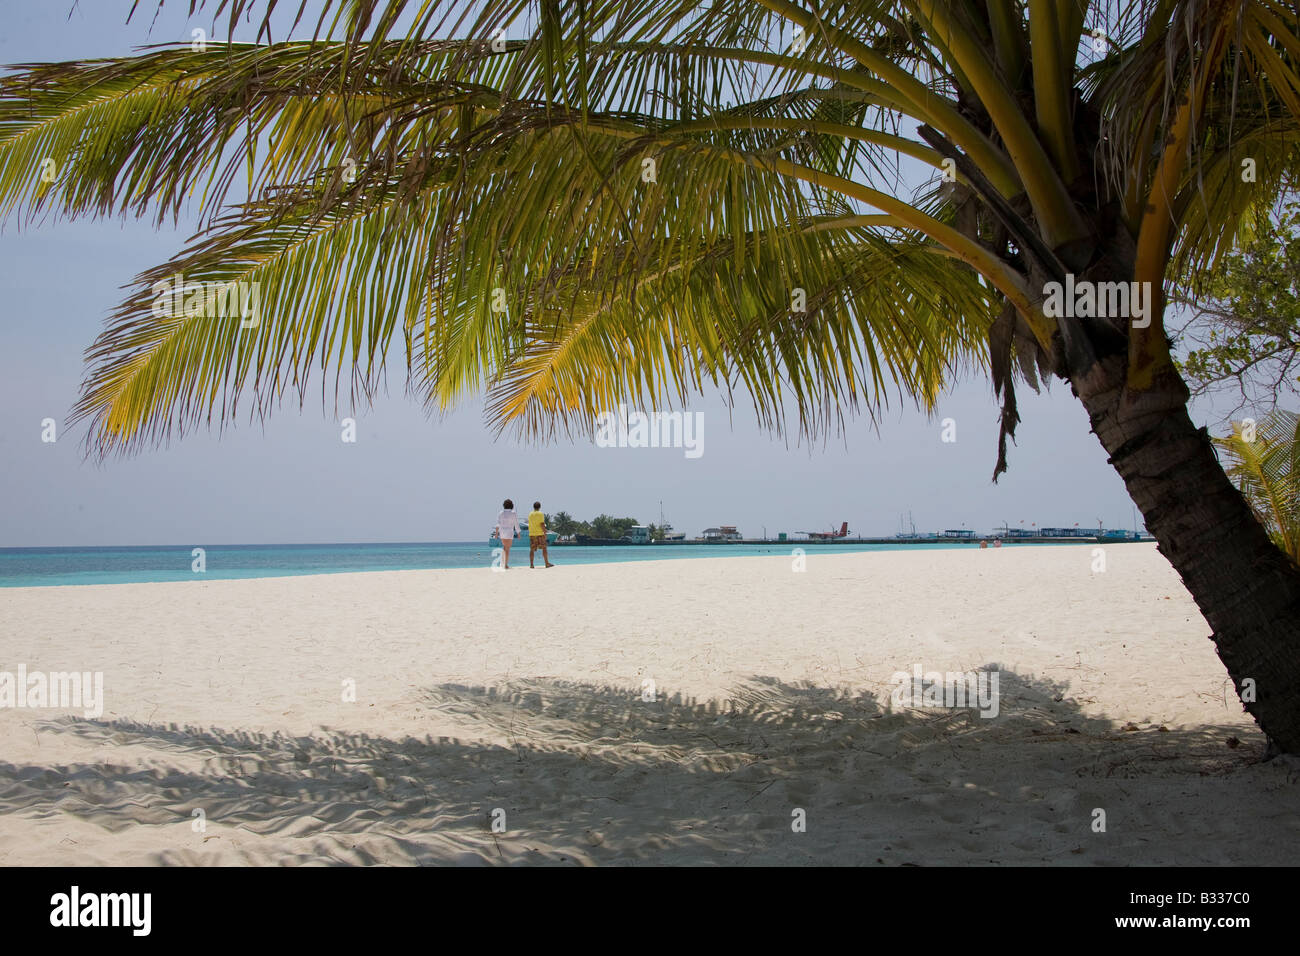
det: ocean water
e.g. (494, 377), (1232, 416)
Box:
(0, 540), (1053, 588)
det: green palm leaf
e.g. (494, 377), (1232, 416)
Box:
(1215, 410), (1300, 562)
(0, 0), (1296, 463)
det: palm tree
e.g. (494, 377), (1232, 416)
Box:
(1215, 411), (1300, 563)
(2, 0), (1299, 747)
(550, 510), (579, 537)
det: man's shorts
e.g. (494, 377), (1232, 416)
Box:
(530, 534), (546, 546)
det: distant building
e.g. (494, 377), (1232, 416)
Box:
(701, 525), (743, 541)
(622, 525), (652, 544)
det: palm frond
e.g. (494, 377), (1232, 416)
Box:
(475, 227), (995, 442)
(5, 0), (1297, 465)
(1215, 409), (1300, 562)
(72, 166), (433, 455)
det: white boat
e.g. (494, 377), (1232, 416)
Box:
(656, 503), (687, 541)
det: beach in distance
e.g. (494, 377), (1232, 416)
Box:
(0, 544), (1295, 865)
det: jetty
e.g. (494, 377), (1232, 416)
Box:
(552, 532), (1149, 547)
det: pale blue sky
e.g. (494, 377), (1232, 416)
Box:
(0, 1), (1203, 545)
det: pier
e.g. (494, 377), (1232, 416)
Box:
(551, 534), (1145, 547)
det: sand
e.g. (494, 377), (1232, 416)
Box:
(0, 542), (1296, 865)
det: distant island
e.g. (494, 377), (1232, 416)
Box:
(546, 512), (663, 541)
(541, 513), (1148, 546)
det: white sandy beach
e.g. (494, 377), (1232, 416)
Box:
(0, 543), (1296, 865)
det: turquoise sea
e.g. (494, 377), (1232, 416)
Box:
(0, 540), (1063, 588)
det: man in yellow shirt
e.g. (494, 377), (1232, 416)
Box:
(528, 501), (555, 569)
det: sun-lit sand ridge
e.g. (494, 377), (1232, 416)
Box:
(1, 543), (1296, 865)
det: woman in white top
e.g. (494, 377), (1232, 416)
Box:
(495, 498), (520, 569)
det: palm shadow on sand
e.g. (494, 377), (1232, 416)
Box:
(1, 669), (1291, 865)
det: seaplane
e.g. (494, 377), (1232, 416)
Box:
(804, 521), (850, 541)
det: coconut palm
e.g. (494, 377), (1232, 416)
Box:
(1215, 411), (1300, 563)
(549, 510), (579, 537)
(2, 0), (1299, 747)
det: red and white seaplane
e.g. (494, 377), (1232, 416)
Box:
(804, 521), (850, 541)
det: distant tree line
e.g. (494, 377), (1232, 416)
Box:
(548, 512), (668, 540)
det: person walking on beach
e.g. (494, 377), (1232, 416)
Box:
(495, 499), (520, 569)
(528, 501), (555, 569)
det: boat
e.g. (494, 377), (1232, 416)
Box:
(993, 526), (1036, 538)
(894, 511), (922, 539)
(575, 526), (652, 546)
(489, 530), (558, 548)
(657, 501), (686, 541)
(1097, 511), (1148, 542)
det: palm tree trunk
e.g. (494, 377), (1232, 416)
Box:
(1071, 352), (1300, 754)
